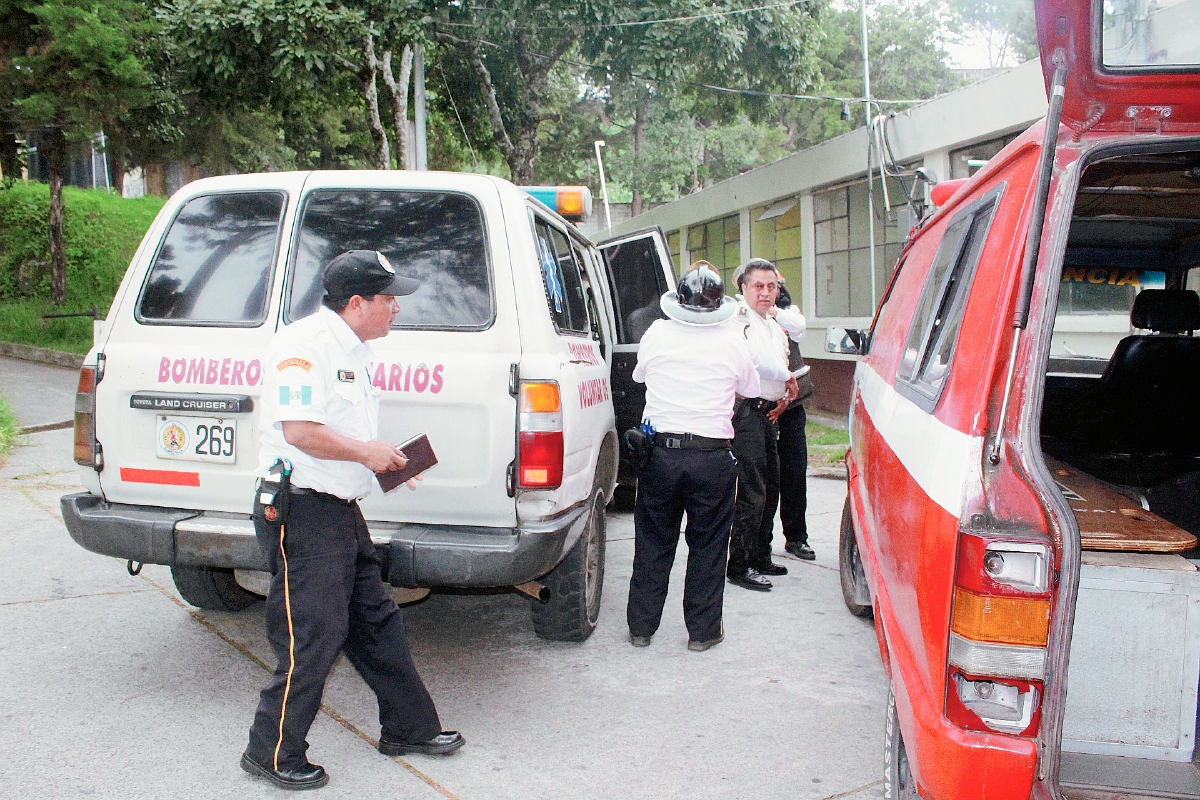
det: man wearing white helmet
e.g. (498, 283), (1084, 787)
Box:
(626, 262), (760, 652)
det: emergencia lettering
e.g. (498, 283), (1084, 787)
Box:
(1062, 267), (1140, 286)
(367, 362), (445, 394)
(578, 377), (610, 409)
(158, 356), (262, 386)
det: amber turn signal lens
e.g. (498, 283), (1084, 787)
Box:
(951, 588), (1050, 647)
(521, 382), (561, 413)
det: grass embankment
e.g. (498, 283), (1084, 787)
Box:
(0, 395), (18, 462)
(805, 417), (850, 466)
(0, 182), (165, 354)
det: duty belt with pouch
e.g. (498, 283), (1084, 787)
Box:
(655, 432), (732, 451)
(624, 428), (653, 471)
(255, 458), (293, 526)
(737, 397), (777, 415)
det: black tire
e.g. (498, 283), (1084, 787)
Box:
(171, 565), (259, 612)
(884, 685), (920, 800)
(839, 497), (874, 618)
(531, 488), (606, 642)
(610, 483), (636, 513)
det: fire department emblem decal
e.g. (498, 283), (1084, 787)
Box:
(160, 420), (188, 455)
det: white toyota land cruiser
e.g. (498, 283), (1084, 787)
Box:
(61, 171), (675, 641)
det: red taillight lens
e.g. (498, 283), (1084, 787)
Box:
(946, 531), (1052, 736)
(519, 431), (564, 487)
(73, 365), (97, 466)
(518, 381), (563, 488)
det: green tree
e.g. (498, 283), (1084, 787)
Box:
(4, 0), (156, 304)
(951, 0), (1036, 68)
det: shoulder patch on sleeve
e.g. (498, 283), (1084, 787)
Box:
(277, 357), (313, 372)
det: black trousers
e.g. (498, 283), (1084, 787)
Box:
(627, 446), (738, 642)
(246, 492), (441, 770)
(729, 402), (780, 573)
(777, 403), (809, 545)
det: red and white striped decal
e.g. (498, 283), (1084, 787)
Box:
(854, 361), (981, 519)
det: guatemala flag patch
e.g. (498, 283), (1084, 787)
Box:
(279, 385), (313, 406)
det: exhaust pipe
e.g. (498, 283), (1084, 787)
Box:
(514, 580), (549, 602)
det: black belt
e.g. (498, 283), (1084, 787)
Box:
(289, 486), (357, 505)
(737, 397), (777, 414)
(655, 432), (732, 451)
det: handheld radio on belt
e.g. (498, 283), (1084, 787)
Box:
(257, 458), (293, 525)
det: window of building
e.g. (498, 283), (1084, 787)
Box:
(949, 133), (1020, 179)
(751, 199), (802, 300)
(138, 191), (285, 325)
(814, 179), (908, 318)
(286, 190), (493, 329)
(686, 214), (740, 287)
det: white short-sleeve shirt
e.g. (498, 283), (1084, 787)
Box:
(257, 306), (380, 499)
(633, 318), (760, 440)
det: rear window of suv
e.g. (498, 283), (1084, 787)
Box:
(137, 191), (285, 325)
(286, 190), (493, 329)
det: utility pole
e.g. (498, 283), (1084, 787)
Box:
(860, 0), (877, 308)
(414, 44), (427, 170)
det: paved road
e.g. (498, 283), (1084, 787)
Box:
(0, 356), (886, 800)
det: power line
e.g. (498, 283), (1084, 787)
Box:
(442, 33), (935, 107)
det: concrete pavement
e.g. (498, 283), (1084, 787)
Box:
(0, 355), (887, 800)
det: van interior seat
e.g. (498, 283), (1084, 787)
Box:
(1100, 289), (1200, 451)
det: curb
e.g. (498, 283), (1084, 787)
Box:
(809, 466), (848, 481)
(0, 341), (85, 370)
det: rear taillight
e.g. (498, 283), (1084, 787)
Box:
(518, 381), (563, 488)
(946, 531), (1051, 736)
(73, 362), (101, 469)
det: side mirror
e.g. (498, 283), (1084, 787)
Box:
(825, 327), (867, 356)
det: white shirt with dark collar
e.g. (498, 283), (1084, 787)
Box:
(734, 298), (791, 401)
(257, 305), (381, 500)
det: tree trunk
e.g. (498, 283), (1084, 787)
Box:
(380, 46), (414, 170)
(361, 33), (391, 170)
(632, 92), (648, 216)
(45, 127), (68, 306)
(0, 128), (18, 182)
(106, 128), (126, 196)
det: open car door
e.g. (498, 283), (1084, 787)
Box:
(1036, 0), (1200, 132)
(596, 227), (676, 487)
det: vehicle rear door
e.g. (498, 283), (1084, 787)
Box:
(282, 172), (520, 528)
(95, 174), (307, 511)
(596, 228), (676, 483)
(1035, 0), (1200, 131)
(528, 212), (614, 502)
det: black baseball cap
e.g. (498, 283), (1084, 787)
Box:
(322, 250), (420, 301)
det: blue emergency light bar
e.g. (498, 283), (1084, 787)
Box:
(523, 186), (593, 222)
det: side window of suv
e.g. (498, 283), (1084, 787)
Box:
(137, 192), (285, 325)
(533, 217), (590, 335)
(898, 187), (1002, 407)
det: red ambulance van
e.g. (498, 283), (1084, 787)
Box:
(829, 2), (1200, 798)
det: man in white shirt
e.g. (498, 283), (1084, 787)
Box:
(728, 259), (798, 591)
(627, 262), (760, 652)
(242, 250), (463, 791)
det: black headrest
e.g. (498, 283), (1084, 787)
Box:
(1131, 289), (1200, 332)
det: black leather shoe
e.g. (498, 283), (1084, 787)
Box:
(378, 731), (465, 756)
(757, 560), (788, 576)
(629, 633), (652, 647)
(785, 541), (816, 560)
(688, 632), (724, 652)
(727, 567), (772, 591)
(240, 752), (329, 790)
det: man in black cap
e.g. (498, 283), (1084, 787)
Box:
(627, 262), (760, 652)
(242, 250), (463, 791)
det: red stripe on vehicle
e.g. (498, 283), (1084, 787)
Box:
(120, 468), (200, 486)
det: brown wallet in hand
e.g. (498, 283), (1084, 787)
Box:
(376, 433), (438, 493)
